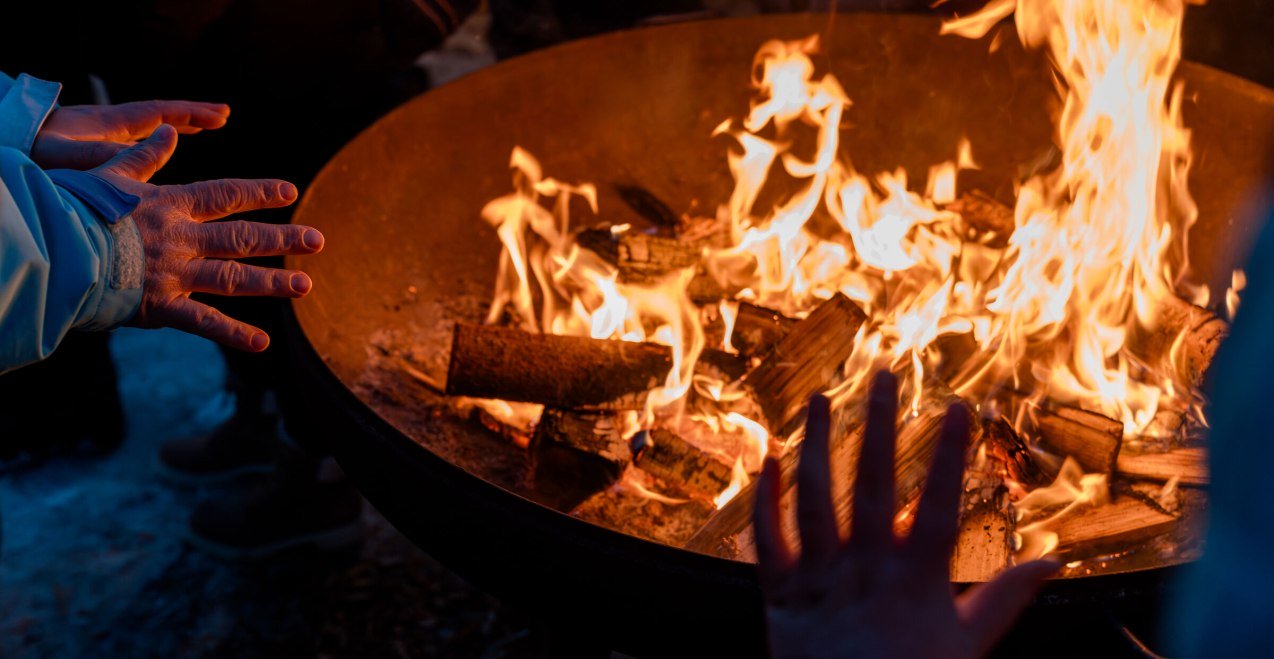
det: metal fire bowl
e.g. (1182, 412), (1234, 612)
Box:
(285, 13), (1274, 657)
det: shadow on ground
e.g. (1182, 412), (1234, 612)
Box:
(0, 329), (535, 658)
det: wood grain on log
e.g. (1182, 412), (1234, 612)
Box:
(745, 293), (868, 435)
(1132, 295), (1229, 387)
(1033, 405), (1122, 475)
(983, 415), (1047, 487)
(1116, 447), (1208, 487)
(446, 323), (671, 410)
(950, 492), (1013, 583)
(1054, 498), (1177, 557)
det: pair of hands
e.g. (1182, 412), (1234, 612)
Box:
(34, 100), (322, 351)
(755, 372), (1060, 659)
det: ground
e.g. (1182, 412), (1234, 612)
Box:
(0, 328), (536, 658)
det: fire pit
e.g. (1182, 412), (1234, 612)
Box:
(284, 11), (1274, 657)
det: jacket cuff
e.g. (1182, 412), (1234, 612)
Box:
(81, 215), (144, 331)
(0, 74), (60, 155)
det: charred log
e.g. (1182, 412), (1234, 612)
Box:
(446, 323), (671, 410)
(613, 182), (680, 229)
(947, 190), (1014, 247)
(1116, 446), (1208, 487)
(532, 409), (631, 511)
(632, 429), (733, 501)
(983, 415), (1047, 487)
(701, 302), (797, 359)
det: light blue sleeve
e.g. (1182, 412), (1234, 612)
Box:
(0, 147), (143, 374)
(0, 72), (60, 155)
(1171, 208), (1274, 654)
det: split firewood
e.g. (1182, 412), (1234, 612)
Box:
(631, 429), (733, 501)
(685, 376), (971, 558)
(744, 293), (869, 435)
(982, 415), (1047, 487)
(1032, 404), (1122, 475)
(1131, 294), (1229, 388)
(946, 190), (1014, 247)
(1053, 497), (1178, 558)
(950, 489), (1013, 583)
(574, 228), (729, 300)
(446, 323), (671, 410)
(531, 409), (632, 511)
(1116, 446), (1208, 487)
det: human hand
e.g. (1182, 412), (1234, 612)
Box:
(33, 100), (229, 170)
(91, 124), (322, 351)
(754, 372), (1060, 659)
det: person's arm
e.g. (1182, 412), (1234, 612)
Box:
(0, 146), (142, 373)
(0, 72), (60, 156)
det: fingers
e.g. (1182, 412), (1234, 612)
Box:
(184, 260), (313, 298)
(848, 370), (899, 556)
(957, 560), (1060, 655)
(193, 221), (324, 258)
(902, 402), (971, 577)
(98, 124), (177, 183)
(754, 457), (795, 590)
(31, 134), (128, 170)
(110, 100), (230, 139)
(796, 394), (838, 566)
(170, 178), (299, 221)
(160, 296), (270, 352)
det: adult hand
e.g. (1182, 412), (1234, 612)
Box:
(754, 372), (1060, 659)
(92, 124), (323, 352)
(32, 100), (230, 170)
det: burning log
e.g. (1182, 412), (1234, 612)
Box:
(702, 301), (798, 358)
(531, 409), (632, 511)
(446, 323), (671, 410)
(1054, 498), (1178, 558)
(575, 229), (727, 300)
(947, 190), (1015, 247)
(950, 492), (1013, 583)
(1116, 446), (1208, 487)
(744, 294), (868, 435)
(685, 377), (971, 558)
(1031, 404), (1123, 475)
(631, 429), (733, 501)
(730, 303), (798, 357)
(1132, 295), (1229, 387)
(983, 415), (1047, 487)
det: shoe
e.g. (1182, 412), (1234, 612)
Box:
(156, 415), (280, 486)
(186, 475), (364, 560)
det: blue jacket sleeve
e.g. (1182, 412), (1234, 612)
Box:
(0, 72), (60, 155)
(0, 147), (143, 374)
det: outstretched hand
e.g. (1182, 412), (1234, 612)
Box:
(33, 100), (230, 170)
(91, 124), (323, 352)
(754, 372), (1059, 659)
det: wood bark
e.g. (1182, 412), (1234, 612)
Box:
(1116, 446), (1208, 487)
(632, 429), (733, 500)
(702, 302), (798, 358)
(446, 323), (671, 410)
(744, 293), (869, 435)
(531, 409), (631, 511)
(1054, 497), (1178, 557)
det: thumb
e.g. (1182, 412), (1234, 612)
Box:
(31, 134), (129, 170)
(956, 559), (1060, 655)
(97, 124), (178, 183)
